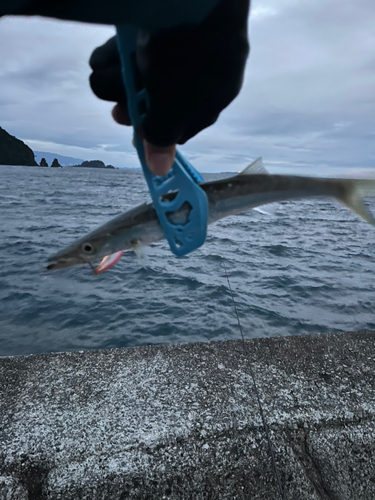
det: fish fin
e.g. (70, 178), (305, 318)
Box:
(94, 250), (124, 275)
(238, 157), (268, 176)
(253, 204), (278, 216)
(336, 181), (375, 226)
(132, 241), (147, 257)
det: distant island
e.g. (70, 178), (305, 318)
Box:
(0, 126), (117, 169)
(70, 160), (115, 169)
(0, 126), (37, 166)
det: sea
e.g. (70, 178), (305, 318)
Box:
(1, 165), (374, 357)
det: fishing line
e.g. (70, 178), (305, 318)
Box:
(222, 259), (286, 500)
(87, 261), (96, 274)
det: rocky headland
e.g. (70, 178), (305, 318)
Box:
(0, 126), (37, 166)
(0, 127), (116, 169)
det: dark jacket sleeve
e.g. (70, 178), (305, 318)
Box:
(0, 0), (219, 30)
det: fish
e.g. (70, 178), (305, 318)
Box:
(46, 158), (375, 273)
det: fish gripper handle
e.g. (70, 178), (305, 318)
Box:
(116, 26), (208, 256)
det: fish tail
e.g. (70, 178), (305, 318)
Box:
(336, 180), (375, 226)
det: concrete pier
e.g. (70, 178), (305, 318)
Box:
(1, 331), (374, 499)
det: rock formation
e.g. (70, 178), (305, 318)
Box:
(0, 127), (37, 166)
(51, 158), (62, 168)
(39, 158), (48, 167)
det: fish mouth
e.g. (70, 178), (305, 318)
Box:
(47, 250), (125, 274)
(46, 256), (86, 271)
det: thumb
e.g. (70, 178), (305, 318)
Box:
(143, 141), (176, 176)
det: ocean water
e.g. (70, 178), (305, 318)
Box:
(1, 165), (374, 357)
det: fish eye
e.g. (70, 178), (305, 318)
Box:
(81, 242), (95, 254)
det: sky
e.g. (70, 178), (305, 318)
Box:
(1, 0), (374, 174)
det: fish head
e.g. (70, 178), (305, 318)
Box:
(46, 232), (116, 271)
(46, 203), (159, 273)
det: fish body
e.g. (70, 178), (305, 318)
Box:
(47, 159), (375, 272)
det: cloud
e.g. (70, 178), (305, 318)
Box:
(185, 0), (375, 173)
(1, 0), (374, 173)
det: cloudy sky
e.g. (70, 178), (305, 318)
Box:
(1, 0), (374, 174)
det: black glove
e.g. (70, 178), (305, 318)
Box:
(89, 0), (250, 147)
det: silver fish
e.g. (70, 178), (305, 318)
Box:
(47, 158), (375, 273)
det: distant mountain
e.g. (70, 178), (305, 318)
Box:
(0, 127), (37, 166)
(34, 151), (84, 167)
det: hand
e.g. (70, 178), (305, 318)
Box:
(89, 0), (250, 175)
(88, 36), (176, 176)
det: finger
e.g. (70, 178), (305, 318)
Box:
(89, 37), (127, 103)
(89, 65), (126, 103)
(112, 106), (175, 177)
(143, 141), (175, 176)
(89, 37), (120, 70)
(111, 103), (131, 126)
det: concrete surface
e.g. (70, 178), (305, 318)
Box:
(0, 331), (374, 499)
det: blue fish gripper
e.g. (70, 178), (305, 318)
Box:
(116, 26), (208, 257)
